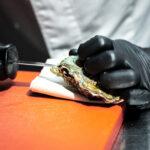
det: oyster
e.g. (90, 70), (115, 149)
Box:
(50, 56), (124, 104)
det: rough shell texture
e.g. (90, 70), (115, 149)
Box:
(50, 56), (124, 104)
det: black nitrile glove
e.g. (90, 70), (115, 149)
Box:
(70, 36), (150, 110)
(0, 43), (18, 80)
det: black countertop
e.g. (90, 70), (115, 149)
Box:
(113, 110), (150, 150)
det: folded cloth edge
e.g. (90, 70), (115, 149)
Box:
(30, 76), (88, 101)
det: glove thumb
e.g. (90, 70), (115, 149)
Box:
(121, 88), (150, 111)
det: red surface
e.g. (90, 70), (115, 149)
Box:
(0, 71), (124, 150)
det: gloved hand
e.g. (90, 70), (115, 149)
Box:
(0, 43), (18, 80)
(70, 36), (150, 110)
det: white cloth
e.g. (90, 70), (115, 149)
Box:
(30, 0), (150, 59)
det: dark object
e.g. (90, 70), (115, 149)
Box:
(0, 0), (49, 62)
(0, 43), (18, 80)
(113, 108), (150, 150)
(76, 35), (150, 110)
(69, 49), (78, 56)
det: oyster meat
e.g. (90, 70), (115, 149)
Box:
(50, 56), (124, 104)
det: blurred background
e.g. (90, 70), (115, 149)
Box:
(0, 0), (49, 62)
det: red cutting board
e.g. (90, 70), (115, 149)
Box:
(0, 71), (123, 150)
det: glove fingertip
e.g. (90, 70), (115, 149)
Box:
(69, 49), (78, 56)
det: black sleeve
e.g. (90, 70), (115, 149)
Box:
(143, 47), (150, 55)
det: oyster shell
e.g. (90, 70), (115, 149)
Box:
(50, 56), (124, 104)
